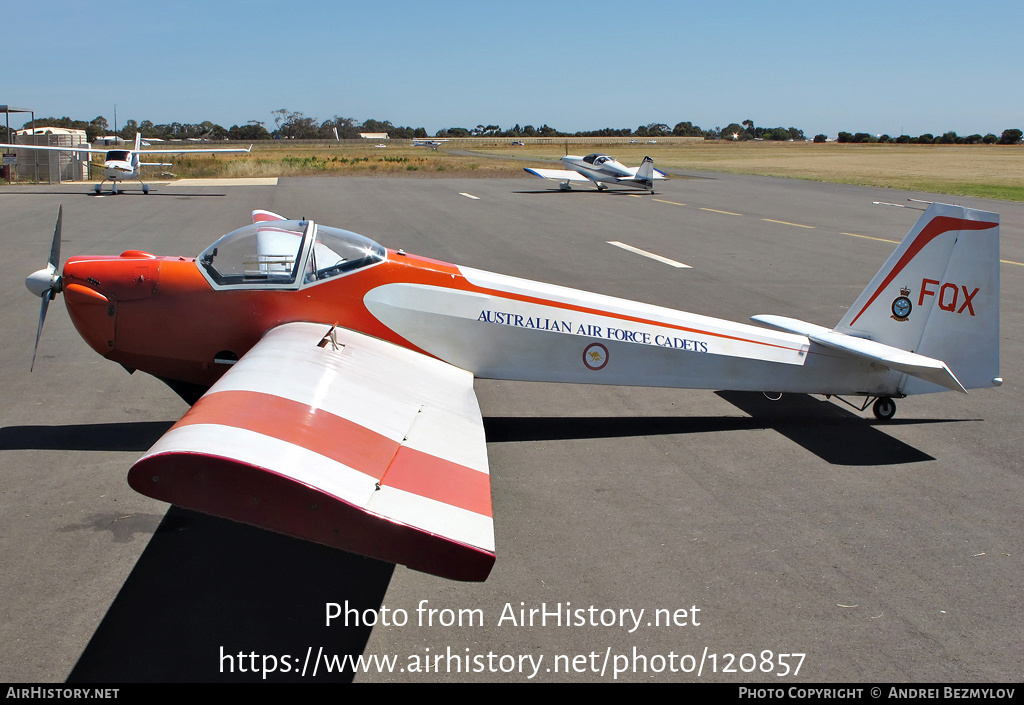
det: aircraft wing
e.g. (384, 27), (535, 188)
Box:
(0, 142), (108, 154)
(523, 167), (590, 182)
(128, 321), (495, 581)
(136, 144), (252, 154)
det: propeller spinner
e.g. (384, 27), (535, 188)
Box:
(26, 206), (64, 370)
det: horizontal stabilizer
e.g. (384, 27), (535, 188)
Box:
(752, 314), (966, 393)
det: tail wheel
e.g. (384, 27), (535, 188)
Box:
(873, 397), (896, 421)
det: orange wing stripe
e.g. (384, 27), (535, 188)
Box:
(174, 389), (492, 517)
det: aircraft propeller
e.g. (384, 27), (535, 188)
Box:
(25, 206), (64, 371)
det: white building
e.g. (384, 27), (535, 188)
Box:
(13, 126), (90, 181)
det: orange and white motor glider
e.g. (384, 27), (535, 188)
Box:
(25, 203), (1001, 580)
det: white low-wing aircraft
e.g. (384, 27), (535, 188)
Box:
(0, 133), (251, 194)
(413, 138), (449, 150)
(525, 153), (668, 191)
(25, 202), (1001, 580)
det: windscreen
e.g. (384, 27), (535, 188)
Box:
(304, 224), (386, 283)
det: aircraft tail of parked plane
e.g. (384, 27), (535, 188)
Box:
(634, 156), (657, 189)
(132, 132), (172, 170)
(754, 202), (1000, 413)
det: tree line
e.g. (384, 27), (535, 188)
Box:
(825, 129), (1022, 145)
(4, 113), (1021, 145)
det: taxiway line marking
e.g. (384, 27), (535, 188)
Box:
(607, 241), (691, 268)
(459, 192), (480, 200)
(700, 207), (742, 216)
(653, 199), (686, 206)
(842, 232), (900, 244)
(763, 218), (814, 229)
(839, 231), (1024, 266)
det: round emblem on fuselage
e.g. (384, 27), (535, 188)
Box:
(583, 342), (609, 370)
(891, 295), (912, 321)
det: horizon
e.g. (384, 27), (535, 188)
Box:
(4, 0), (1020, 139)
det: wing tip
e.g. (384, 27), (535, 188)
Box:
(130, 452), (495, 581)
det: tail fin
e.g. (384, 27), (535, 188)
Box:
(836, 202), (1000, 393)
(134, 132), (141, 151)
(635, 156), (656, 189)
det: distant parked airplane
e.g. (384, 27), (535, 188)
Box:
(525, 154), (667, 192)
(413, 139), (449, 150)
(0, 133), (251, 194)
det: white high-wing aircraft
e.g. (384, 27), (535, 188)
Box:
(525, 153), (668, 191)
(0, 133), (251, 194)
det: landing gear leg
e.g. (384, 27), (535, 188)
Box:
(872, 396), (896, 421)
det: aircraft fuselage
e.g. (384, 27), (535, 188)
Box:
(60, 245), (902, 402)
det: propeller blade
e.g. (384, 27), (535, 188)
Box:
(49, 205), (62, 271)
(31, 291), (52, 372)
(29, 205), (63, 371)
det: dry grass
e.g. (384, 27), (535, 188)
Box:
(167, 143), (528, 180)
(470, 141), (1024, 201)
(156, 140), (1024, 201)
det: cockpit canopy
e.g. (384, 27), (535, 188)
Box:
(582, 154), (613, 165)
(106, 150), (132, 162)
(198, 219), (386, 289)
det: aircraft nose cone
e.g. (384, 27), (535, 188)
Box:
(26, 267), (57, 298)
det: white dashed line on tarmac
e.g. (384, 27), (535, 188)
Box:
(607, 241), (691, 268)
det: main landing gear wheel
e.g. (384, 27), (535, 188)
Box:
(143, 184), (150, 194)
(872, 396), (896, 421)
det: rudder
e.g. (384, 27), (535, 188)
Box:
(836, 202), (1000, 393)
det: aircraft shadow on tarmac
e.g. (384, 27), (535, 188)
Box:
(512, 188), (653, 196)
(0, 421), (174, 453)
(2, 425), (389, 682)
(2, 390), (956, 463)
(484, 392), (961, 466)
(12, 392), (967, 681)
(68, 507), (393, 683)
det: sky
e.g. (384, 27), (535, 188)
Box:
(4, 0), (1021, 139)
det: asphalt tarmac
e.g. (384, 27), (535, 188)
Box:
(1, 172), (1021, 683)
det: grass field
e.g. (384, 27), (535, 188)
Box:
(64, 139), (1024, 202)
(163, 142), (529, 180)
(469, 141), (1024, 202)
